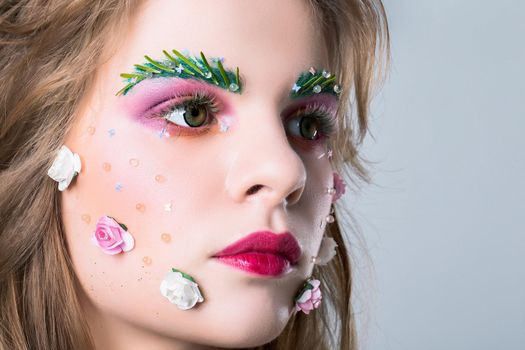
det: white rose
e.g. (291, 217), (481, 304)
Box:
(47, 145), (82, 191)
(315, 236), (338, 265)
(160, 269), (204, 310)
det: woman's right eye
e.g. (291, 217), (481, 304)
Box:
(153, 90), (221, 133)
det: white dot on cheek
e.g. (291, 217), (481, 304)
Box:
(164, 202), (173, 212)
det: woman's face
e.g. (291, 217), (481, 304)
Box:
(62, 0), (336, 348)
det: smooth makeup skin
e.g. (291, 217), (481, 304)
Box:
(61, 0), (336, 349)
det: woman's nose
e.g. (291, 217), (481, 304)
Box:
(224, 103), (306, 208)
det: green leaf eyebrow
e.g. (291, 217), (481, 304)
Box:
(290, 68), (342, 99)
(116, 50), (242, 96)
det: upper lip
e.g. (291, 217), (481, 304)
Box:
(212, 231), (302, 265)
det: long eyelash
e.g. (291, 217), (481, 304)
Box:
(153, 90), (220, 121)
(295, 103), (338, 138)
(184, 90), (220, 114)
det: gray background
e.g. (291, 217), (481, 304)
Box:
(346, 1), (525, 349)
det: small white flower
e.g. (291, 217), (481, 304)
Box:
(47, 145), (81, 191)
(314, 236), (338, 265)
(160, 269), (204, 310)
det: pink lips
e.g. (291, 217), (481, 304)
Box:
(212, 231), (302, 277)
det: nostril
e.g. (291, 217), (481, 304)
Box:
(246, 184), (264, 195)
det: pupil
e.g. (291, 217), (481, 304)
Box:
(300, 117), (319, 140)
(184, 104), (207, 127)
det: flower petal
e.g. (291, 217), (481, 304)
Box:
(58, 180), (68, 192)
(103, 246), (123, 255)
(315, 237), (338, 265)
(121, 231), (135, 252)
(73, 153), (82, 173)
(303, 300), (314, 311)
(297, 289), (312, 303)
(309, 279), (321, 289)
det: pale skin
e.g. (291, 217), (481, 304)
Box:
(61, 0), (336, 349)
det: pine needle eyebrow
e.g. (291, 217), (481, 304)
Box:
(290, 67), (342, 100)
(116, 50), (242, 96)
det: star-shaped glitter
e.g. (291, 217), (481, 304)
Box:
(108, 128), (116, 137)
(175, 64), (184, 74)
(164, 202), (173, 212)
(317, 148), (333, 160)
(115, 183), (123, 192)
(158, 126), (170, 139)
(292, 83), (301, 93)
(219, 120), (230, 132)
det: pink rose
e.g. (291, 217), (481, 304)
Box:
(295, 279), (322, 314)
(332, 172), (346, 203)
(92, 215), (135, 255)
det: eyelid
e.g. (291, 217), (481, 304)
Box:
(141, 90), (221, 136)
(282, 93), (337, 114)
(145, 89), (219, 115)
(119, 77), (234, 121)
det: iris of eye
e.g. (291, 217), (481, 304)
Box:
(300, 117), (319, 140)
(184, 105), (207, 127)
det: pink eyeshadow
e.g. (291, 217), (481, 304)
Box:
(116, 77), (233, 125)
(282, 94), (338, 117)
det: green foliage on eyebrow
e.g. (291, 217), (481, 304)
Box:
(116, 49), (242, 96)
(290, 68), (342, 99)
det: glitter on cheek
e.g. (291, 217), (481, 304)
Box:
(102, 162), (112, 172)
(142, 256), (152, 265)
(115, 183), (123, 192)
(164, 201), (172, 212)
(161, 233), (171, 243)
(135, 203), (145, 212)
(129, 158), (140, 167)
(218, 115), (235, 133)
(81, 214), (91, 224)
(108, 128), (116, 137)
(158, 124), (170, 139)
(317, 147), (333, 160)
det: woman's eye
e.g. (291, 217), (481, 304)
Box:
(287, 115), (322, 140)
(285, 104), (337, 143)
(164, 102), (209, 128)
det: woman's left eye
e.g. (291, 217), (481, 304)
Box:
(286, 105), (337, 142)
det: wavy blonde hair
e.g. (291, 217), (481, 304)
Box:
(0, 1), (389, 349)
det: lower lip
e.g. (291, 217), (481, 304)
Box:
(214, 252), (293, 276)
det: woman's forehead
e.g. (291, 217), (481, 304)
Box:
(109, 0), (329, 97)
